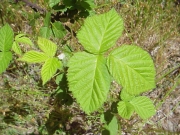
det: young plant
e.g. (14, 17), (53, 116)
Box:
(18, 37), (62, 85)
(0, 24), (14, 74)
(67, 8), (156, 121)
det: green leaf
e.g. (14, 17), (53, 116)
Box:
(52, 22), (66, 38)
(77, 8), (124, 54)
(130, 96), (156, 119)
(41, 58), (62, 85)
(15, 34), (33, 46)
(105, 116), (119, 135)
(0, 24), (14, 51)
(0, 52), (12, 74)
(37, 37), (57, 57)
(12, 41), (22, 55)
(39, 26), (52, 38)
(117, 101), (134, 119)
(44, 12), (51, 27)
(120, 90), (135, 101)
(107, 45), (156, 95)
(67, 52), (111, 113)
(18, 51), (48, 63)
(77, 0), (95, 10)
(49, 0), (60, 8)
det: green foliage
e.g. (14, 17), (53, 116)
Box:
(67, 8), (156, 120)
(19, 37), (62, 85)
(107, 45), (156, 95)
(77, 9), (123, 54)
(12, 34), (33, 55)
(0, 24), (14, 74)
(39, 12), (66, 39)
(68, 52), (111, 113)
(49, 0), (95, 17)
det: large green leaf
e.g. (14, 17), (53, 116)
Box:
(41, 58), (62, 85)
(117, 101), (134, 119)
(77, 8), (124, 54)
(130, 96), (156, 119)
(107, 45), (156, 95)
(38, 37), (57, 57)
(67, 52), (111, 113)
(52, 22), (66, 38)
(0, 52), (12, 74)
(18, 51), (48, 63)
(0, 24), (14, 51)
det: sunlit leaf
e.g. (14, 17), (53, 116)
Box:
(117, 101), (134, 119)
(37, 37), (57, 57)
(41, 57), (62, 85)
(18, 51), (48, 63)
(0, 52), (12, 74)
(0, 24), (14, 51)
(67, 52), (111, 113)
(130, 96), (156, 119)
(107, 45), (156, 95)
(12, 41), (22, 55)
(77, 8), (124, 54)
(15, 34), (33, 46)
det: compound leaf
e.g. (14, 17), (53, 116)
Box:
(67, 52), (111, 113)
(0, 52), (12, 74)
(18, 51), (48, 63)
(107, 45), (156, 95)
(117, 101), (134, 119)
(77, 8), (123, 54)
(130, 96), (156, 119)
(41, 57), (62, 85)
(0, 24), (14, 51)
(37, 37), (57, 57)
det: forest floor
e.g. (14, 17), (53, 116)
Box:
(0, 0), (180, 135)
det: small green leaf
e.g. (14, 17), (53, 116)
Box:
(77, 8), (124, 54)
(49, 0), (60, 8)
(130, 96), (156, 119)
(44, 12), (51, 27)
(52, 21), (66, 38)
(67, 52), (111, 113)
(0, 24), (14, 51)
(37, 37), (57, 57)
(39, 26), (52, 38)
(120, 90), (135, 101)
(18, 51), (48, 63)
(105, 116), (119, 135)
(117, 101), (134, 119)
(12, 41), (22, 55)
(41, 58), (62, 85)
(107, 45), (156, 95)
(15, 34), (33, 46)
(0, 52), (12, 74)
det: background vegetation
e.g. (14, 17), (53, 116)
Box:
(0, 0), (180, 134)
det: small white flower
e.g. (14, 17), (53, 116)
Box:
(58, 53), (65, 60)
